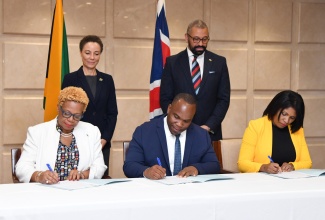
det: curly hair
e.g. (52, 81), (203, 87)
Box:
(58, 87), (89, 112)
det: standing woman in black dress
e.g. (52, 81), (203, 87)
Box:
(62, 35), (118, 177)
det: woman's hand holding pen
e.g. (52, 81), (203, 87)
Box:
(260, 163), (282, 174)
(259, 155), (282, 174)
(35, 170), (59, 184)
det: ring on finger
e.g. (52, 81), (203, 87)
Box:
(46, 180), (49, 184)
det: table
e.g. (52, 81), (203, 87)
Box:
(1, 173), (325, 220)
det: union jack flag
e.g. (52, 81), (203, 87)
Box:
(149, 0), (170, 119)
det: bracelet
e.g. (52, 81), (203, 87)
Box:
(80, 171), (85, 179)
(35, 171), (43, 183)
(77, 170), (85, 179)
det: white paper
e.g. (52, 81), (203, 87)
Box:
(39, 178), (130, 190)
(268, 169), (325, 179)
(153, 174), (233, 185)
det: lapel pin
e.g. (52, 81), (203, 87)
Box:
(209, 59), (212, 62)
(99, 78), (103, 81)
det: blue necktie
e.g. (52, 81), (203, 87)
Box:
(173, 134), (181, 175)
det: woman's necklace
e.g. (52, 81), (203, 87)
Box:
(60, 131), (72, 138)
(56, 122), (73, 138)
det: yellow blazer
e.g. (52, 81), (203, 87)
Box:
(238, 116), (312, 173)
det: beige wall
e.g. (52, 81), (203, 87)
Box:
(1, 0), (325, 183)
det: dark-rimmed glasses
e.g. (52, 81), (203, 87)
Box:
(187, 34), (210, 44)
(59, 106), (83, 121)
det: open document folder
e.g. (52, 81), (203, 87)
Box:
(267, 169), (325, 179)
(40, 178), (130, 190)
(153, 174), (233, 185)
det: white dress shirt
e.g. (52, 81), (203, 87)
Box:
(163, 116), (187, 175)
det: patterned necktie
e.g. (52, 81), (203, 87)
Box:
(191, 55), (201, 94)
(173, 134), (181, 175)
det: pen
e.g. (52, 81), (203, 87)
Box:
(268, 156), (274, 163)
(46, 163), (60, 184)
(156, 157), (162, 166)
(46, 163), (53, 172)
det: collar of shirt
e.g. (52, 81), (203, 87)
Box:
(163, 116), (186, 175)
(186, 47), (204, 76)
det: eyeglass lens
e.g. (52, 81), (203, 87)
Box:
(60, 106), (83, 120)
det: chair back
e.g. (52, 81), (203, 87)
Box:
(212, 141), (223, 171)
(11, 148), (22, 183)
(220, 139), (241, 173)
(123, 141), (130, 161)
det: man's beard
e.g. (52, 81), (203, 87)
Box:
(190, 45), (207, 56)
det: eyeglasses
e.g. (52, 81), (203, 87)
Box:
(187, 34), (210, 44)
(59, 106), (83, 121)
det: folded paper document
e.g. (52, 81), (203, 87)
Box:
(268, 169), (325, 179)
(153, 174), (233, 185)
(40, 178), (130, 190)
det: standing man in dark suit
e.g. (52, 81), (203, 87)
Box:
(62, 35), (118, 177)
(160, 20), (230, 141)
(123, 93), (219, 179)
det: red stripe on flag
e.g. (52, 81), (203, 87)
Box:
(161, 41), (170, 67)
(149, 87), (161, 112)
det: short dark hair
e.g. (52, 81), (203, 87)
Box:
(79, 35), (103, 53)
(263, 90), (305, 133)
(172, 93), (197, 105)
(187, 19), (208, 35)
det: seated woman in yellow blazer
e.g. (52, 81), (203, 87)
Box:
(238, 90), (312, 173)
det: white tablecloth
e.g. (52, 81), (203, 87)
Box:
(1, 173), (325, 220)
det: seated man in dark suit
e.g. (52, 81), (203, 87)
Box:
(123, 93), (220, 179)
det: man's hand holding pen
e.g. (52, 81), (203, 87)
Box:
(144, 165), (166, 180)
(143, 157), (166, 179)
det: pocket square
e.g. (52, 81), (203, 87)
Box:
(209, 71), (216, 74)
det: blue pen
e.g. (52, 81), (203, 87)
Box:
(156, 157), (162, 166)
(46, 163), (60, 184)
(268, 156), (274, 163)
(46, 163), (53, 171)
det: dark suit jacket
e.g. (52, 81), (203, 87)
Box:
(123, 116), (220, 178)
(62, 67), (118, 147)
(160, 49), (230, 141)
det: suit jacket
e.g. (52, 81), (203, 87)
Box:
(160, 49), (230, 141)
(237, 116), (312, 173)
(62, 67), (118, 147)
(123, 116), (220, 178)
(16, 118), (107, 183)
